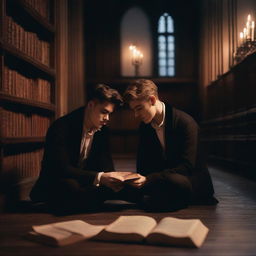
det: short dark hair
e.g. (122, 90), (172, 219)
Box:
(89, 84), (123, 107)
(123, 79), (158, 104)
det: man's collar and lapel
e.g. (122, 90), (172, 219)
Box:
(140, 103), (173, 157)
(68, 106), (86, 164)
(151, 102), (165, 130)
(164, 103), (174, 156)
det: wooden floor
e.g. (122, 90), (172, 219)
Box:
(0, 156), (256, 256)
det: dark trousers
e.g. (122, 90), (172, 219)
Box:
(47, 173), (193, 213)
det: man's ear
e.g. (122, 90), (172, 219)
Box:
(149, 95), (157, 106)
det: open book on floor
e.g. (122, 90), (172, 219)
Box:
(26, 215), (209, 248)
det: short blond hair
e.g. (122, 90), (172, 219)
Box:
(123, 79), (158, 103)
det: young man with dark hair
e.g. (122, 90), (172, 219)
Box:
(123, 79), (218, 211)
(30, 84), (130, 212)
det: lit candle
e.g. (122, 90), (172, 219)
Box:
(252, 21), (255, 41)
(240, 32), (244, 45)
(129, 44), (143, 68)
(243, 27), (247, 40)
(247, 15), (252, 40)
(246, 21), (250, 40)
(129, 45), (135, 51)
(134, 49), (138, 62)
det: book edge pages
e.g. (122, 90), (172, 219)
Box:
(146, 232), (194, 247)
(102, 215), (157, 239)
(94, 229), (145, 243)
(26, 231), (85, 247)
(188, 220), (209, 248)
(146, 217), (209, 248)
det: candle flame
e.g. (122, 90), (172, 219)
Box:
(129, 44), (143, 65)
(129, 45), (136, 50)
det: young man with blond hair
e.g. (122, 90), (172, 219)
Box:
(123, 79), (217, 211)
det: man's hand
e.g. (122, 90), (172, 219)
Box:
(125, 174), (147, 188)
(100, 172), (126, 192)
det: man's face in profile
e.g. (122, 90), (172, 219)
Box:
(88, 100), (114, 130)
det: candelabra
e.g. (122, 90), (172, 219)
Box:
(129, 45), (143, 76)
(234, 40), (256, 64)
(234, 14), (256, 64)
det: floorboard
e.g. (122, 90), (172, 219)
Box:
(0, 157), (256, 256)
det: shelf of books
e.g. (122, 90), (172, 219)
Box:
(0, 0), (56, 210)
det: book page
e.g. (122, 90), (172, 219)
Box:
(115, 172), (140, 182)
(33, 224), (73, 240)
(105, 215), (157, 238)
(53, 220), (106, 239)
(123, 173), (140, 182)
(149, 217), (200, 237)
(147, 217), (209, 247)
(187, 220), (209, 248)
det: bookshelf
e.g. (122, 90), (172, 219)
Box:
(202, 52), (256, 180)
(0, 0), (56, 210)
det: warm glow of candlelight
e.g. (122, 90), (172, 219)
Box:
(129, 45), (143, 64)
(243, 27), (247, 39)
(252, 21), (255, 41)
(129, 45), (136, 51)
(246, 21), (250, 40)
(236, 14), (256, 63)
(240, 31), (244, 45)
(129, 44), (143, 76)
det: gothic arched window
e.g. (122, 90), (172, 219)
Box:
(158, 13), (175, 77)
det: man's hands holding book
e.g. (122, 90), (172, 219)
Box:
(100, 172), (146, 192)
(124, 173), (147, 189)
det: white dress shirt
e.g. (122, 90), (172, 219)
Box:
(79, 113), (103, 187)
(151, 102), (166, 151)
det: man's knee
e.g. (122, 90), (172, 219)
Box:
(165, 173), (192, 196)
(142, 173), (192, 211)
(48, 179), (109, 213)
(145, 173), (192, 196)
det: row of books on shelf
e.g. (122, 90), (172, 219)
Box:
(6, 16), (50, 66)
(3, 149), (43, 177)
(1, 109), (50, 137)
(2, 66), (51, 103)
(23, 0), (50, 21)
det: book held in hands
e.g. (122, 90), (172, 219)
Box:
(26, 215), (209, 248)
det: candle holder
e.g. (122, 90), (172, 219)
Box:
(129, 45), (143, 77)
(132, 56), (143, 76)
(234, 14), (256, 64)
(234, 39), (256, 64)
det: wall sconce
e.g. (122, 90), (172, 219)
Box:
(129, 45), (143, 76)
(234, 14), (256, 64)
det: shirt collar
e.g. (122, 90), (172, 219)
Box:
(85, 128), (95, 137)
(151, 102), (165, 130)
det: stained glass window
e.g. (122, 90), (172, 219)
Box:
(158, 13), (175, 76)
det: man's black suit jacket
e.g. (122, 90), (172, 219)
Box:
(137, 104), (216, 203)
(30, 107), (114, 202)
